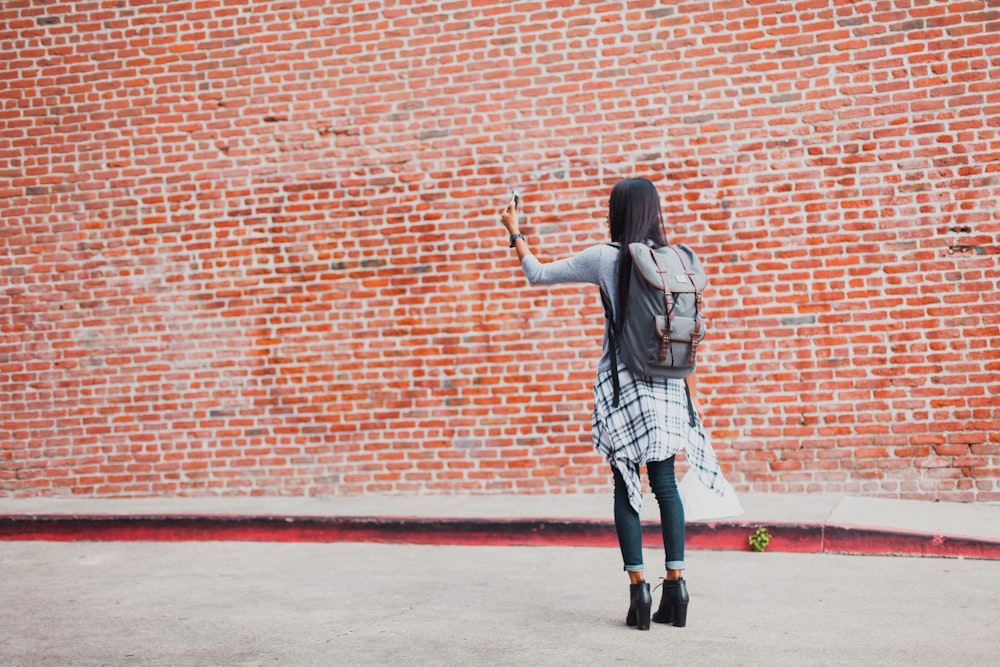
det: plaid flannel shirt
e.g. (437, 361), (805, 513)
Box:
(593, 364), (726, 515)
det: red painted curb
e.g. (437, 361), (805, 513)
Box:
(688, 522), (825, 554)
(0, 515), (619, 547)
(822, 524), (1000, 560)
(1, 515), (998, 560)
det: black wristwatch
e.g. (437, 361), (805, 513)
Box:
(509, 233), (526, 248)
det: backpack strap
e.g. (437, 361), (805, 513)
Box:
(651, 245), (700, 422)
(667, 245), (704, 366)
(600, 286), (622, 409)
(648, 247), (676, 365)
(683, 377), (697, 427)
(601, 243), (622, 408)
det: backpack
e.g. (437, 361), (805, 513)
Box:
(600, 242), (708, 407)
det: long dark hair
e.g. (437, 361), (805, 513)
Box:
(608, 178), (668, 335)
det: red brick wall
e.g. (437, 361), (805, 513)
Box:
(2, 1), (998, 501)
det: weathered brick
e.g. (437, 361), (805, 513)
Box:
(0, 0), (996, 501)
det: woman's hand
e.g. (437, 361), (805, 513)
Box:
(500, 196), (529, 259)
(499, 200), (519, 234)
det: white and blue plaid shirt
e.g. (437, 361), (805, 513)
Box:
(593, 364), (726, 515)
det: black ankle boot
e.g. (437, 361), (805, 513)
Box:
(652, 577), (689, 627)
(625, 582), (652, 630)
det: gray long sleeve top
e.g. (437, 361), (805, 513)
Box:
(520, 243), (620, 374)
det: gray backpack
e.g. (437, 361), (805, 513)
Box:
(600, 242), (707, 406)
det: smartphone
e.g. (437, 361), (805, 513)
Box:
(510, 190), (520, 211)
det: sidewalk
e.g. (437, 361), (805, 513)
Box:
(4, 493), (1000, 665)
(5, 540), (999, 666)
(2, 492), (999, 559)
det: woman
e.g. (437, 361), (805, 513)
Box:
(499, 177), (733, 630)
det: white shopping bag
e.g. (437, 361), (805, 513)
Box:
(679, 471), (744, 522)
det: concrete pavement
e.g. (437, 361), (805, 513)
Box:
(2, 492), (1000, 665)
(2, 541), (999, 666)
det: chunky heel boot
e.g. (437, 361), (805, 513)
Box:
(652, 577), (689, 627)
(625, 582), (652, 630)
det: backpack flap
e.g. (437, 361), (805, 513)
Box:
(672, 244), (708, 293)
(627, 243), (705, 293)
(655, 312), (705, 366)
(625, 242), (708, 376)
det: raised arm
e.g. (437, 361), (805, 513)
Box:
(498, 197), (606, 286)
(499, 197), (529, 262)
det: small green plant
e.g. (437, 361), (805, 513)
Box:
(748, 526), (772, 552)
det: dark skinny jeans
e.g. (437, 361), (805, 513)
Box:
(613, 457), (685, 572)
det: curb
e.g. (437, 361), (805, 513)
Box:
(2, 514), (999, 560)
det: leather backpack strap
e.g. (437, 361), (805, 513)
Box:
(648, 247), (676, 364)
(668, 245), (704, 365)
(667, 245), (698, 287)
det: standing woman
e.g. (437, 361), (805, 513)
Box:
(499, 177), (736, 630)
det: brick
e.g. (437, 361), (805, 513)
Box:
(0, 1), (996, 502)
